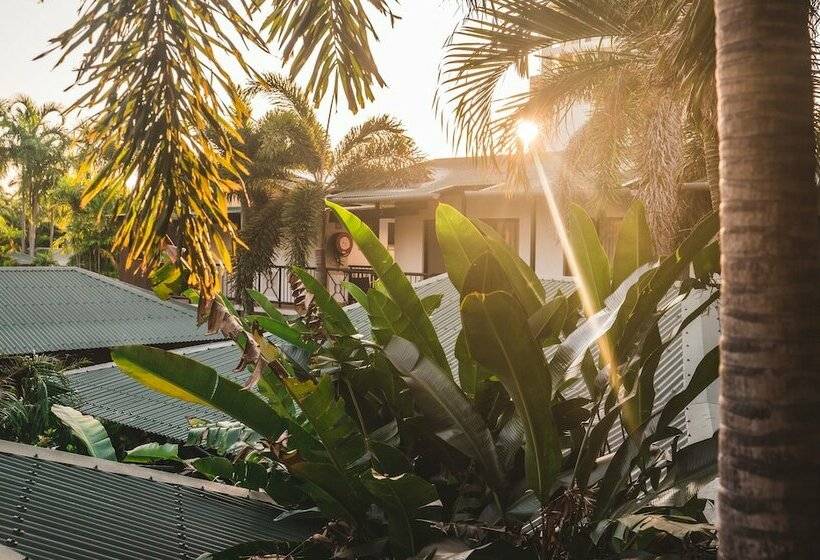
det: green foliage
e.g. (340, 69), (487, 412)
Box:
(232, 77), (427, 304)
(116, 204), (720, 559)
(0, 354), (74, 443)
(51, 404), (117, 461)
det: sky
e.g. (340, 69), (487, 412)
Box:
(0, 0), (532, 160)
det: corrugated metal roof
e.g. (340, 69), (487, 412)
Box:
(67, 274), (691, 446)
(0, 267), (218, 356)
(0, 440), (302, 560)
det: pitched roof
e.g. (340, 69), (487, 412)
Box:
(67, 342), (247, 440)
(329, 154), (567, 206)
(66, 274), (694, 447)
(0, 440), (303, 560)
(0, 267), (218, 356)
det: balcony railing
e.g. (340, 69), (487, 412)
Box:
(224, 265), (428, 308)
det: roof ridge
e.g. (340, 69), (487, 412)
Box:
(0, 439), (273, 503)
(68, 267), (199, 316)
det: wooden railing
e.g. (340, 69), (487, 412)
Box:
(224, 265), (428, 307)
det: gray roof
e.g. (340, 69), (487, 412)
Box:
(0, 267), (217, 356)
(68, 342), (247, 440)
(0, 440), (302, 560)
(67, 274), (689, 445)
(329, 154), (566, 205)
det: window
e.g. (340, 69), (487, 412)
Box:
(380, 219), (396, 256)
(480, 218), (519, 250)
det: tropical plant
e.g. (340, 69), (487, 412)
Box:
(0, 355), (75, 443)
(0, 95), (69, 257)
(438, 0), (818, 250)
(48, 0), (402, 298)
(231, 75), (427, 311)
(713, 1), (820, 558)
(50, 173), (124, 275)
(110, 200), (720, 559)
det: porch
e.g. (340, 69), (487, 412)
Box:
(224, 265), (429, 308)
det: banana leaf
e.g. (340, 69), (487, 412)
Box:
(51, 404), (116, 461)
(247, 288), (288, 323)
(291, 266), (356, 336)
(124, 442), (180, 464)
(283, 375), (367, 471)
(550, 263), (656, 389)
(383, 336), (504, 487)
(461, 291), (561, 499)
(436, 203), (543, 313)
(593, 347), (719, 520)
(111, 345), (288, 440)
(565, 203), (611, 311)
(361, 470), (442, 557)
(327, 199), (451, 376)
(611, 201), (655, 290)
(614, 433), (718, 517)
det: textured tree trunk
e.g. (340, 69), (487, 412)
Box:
(700, 117), (720, 210)
(715, 2), (820, 559)
(28, 195), (37, 258)
(19, 199), (26, 253)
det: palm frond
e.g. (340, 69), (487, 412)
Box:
(232, 182), (286, 311)
(281, 182), (325, 267)
(46, 0), (269, 297)
(258, 0), (397, 113)
(333, 114), (429, 190)
(438, 0), (629, 155)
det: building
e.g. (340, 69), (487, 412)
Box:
(0, 267), (218, 363)
(0, 439), (305, 560)
(245, 154), (631, 306)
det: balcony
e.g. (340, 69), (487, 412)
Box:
(224, 265), (429, 308)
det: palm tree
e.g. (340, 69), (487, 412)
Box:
(50, 0), (401, 297)
(437, 0), (730, 249)
(233, 75), (427, 310)
(714, 2), (820, 558)
(0, 96), (68, 257)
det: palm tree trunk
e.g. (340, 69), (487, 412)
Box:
(28, 195), (38, 258)
(715, 2), (820, 559)
(19, 198), (26, 253)
(700, 117), (720, 210)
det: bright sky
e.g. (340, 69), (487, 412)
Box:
(0, 0), (532, 160)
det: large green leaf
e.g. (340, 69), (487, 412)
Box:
(361, 471), (442, 557)
(246, 315), (314, 351)
(593, 347), (719, 520)
(565, 203), (611, 311)
(111, 345), (287, 440)
(247, 289), (288, 323)
(611, 201), (655, 289)
(434, 203), (491, 292)
(367, 288), (412, 346)
(51, 405), (116, 461)
(383, 337), (504, 487)
(327, 200), (451, 376)
(550, 263), (656, 390)
(474, 219), (546, 306)
(614, 434), (718, 517)
(291, 266), (356, 336)
(124, 443), (181, 464)
(436, 204), (543, 313)
(461, 291), (561, 499)
(289, 462), (368, 526)
(283, 375), (367, 471)
(616, 211), (718, 357)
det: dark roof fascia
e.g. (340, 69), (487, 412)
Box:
(0, 439), (273, 503)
